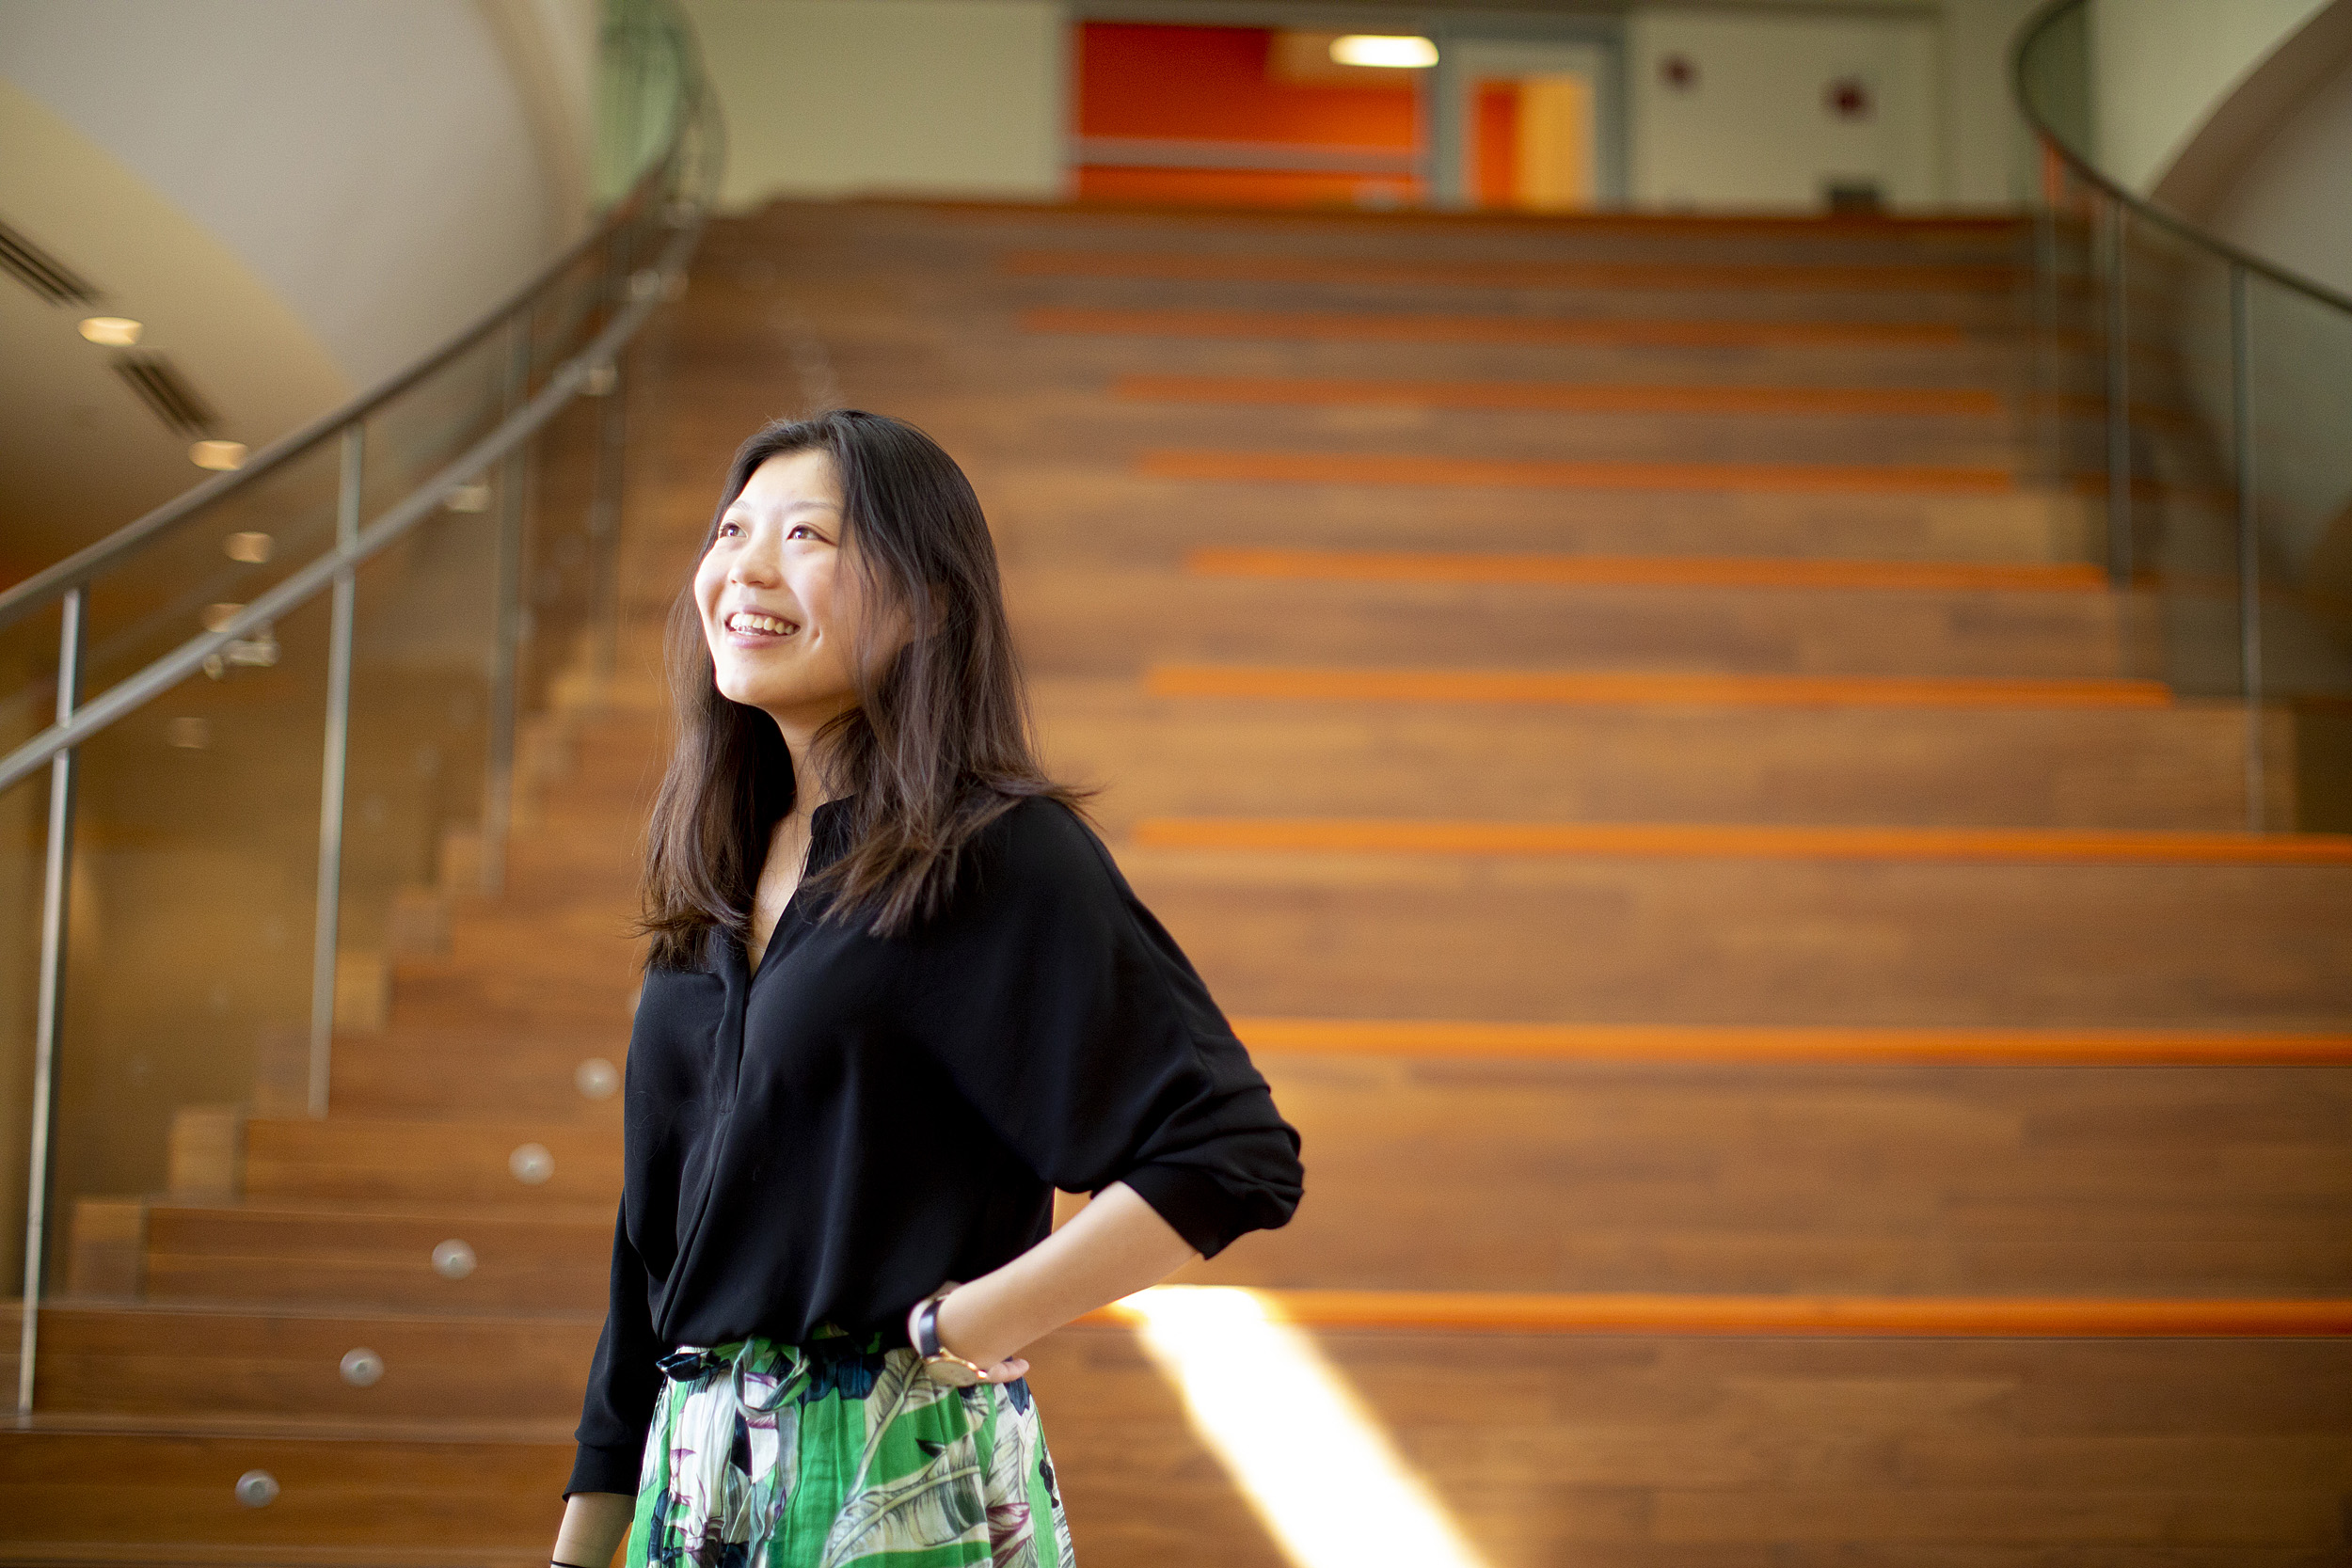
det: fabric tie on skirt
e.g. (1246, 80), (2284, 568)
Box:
(628, 1325), (1074, 1568)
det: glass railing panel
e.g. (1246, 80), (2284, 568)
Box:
(3, 0), (712, 1407)
(2247, 271), (2352, 829)
(326, 486), (503, 1050)
(0, 766), (53, 1298)
(40, 587), (337, 1301)
(71, 439), (343, 718)
(2117, 208), (2243, 696)
(0, 602), (68, 766)
(356, 329), (514, 530)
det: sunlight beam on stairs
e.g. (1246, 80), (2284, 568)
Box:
(1109, 1286), (1493, 1568)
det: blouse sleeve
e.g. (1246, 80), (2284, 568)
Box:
(567, 1200), (661, 1496)
(898, 800), (1303, 1258)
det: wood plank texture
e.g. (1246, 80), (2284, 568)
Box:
(1118, 374), (2010, 417)
(1232, 1018), (2352, 1066)
(1186, 546), (2102, 591)
(1131, 816), (2352, 864)
(1025, 305), (1973, 348)
(11, 196), (2346, 1566)
(1138, 449), (2016, 493)
(1009, 249), (2024, 294)
(1145, 664), (2173, 708)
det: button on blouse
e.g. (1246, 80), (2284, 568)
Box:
(568, 796), (1305, 1496)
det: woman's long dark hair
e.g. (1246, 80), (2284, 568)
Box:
(638, 410), (1077, 967)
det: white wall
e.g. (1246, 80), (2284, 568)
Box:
(680, 0), (1066, 208)
(1942, 0), (2046, 204)
(2087, 0), (2328, 193)
(1626, 8), (1939, 209)
(0, 0), (591, 388)
(2210, 55), (2352, 302)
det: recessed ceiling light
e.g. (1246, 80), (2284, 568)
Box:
(78, 316), (142, 346)
(1329, 35), (1438, 69)
(164, 717), (212, 750)
(201, 602), (246, 632)
(223, 531), (272, 562)
(190, 439), (246, 470)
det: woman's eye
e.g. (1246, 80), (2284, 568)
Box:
(716, 521), (741, 538)
(787, 524), (820, 542)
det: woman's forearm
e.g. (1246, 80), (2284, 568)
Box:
(933, 1180), (1198, 1369)
(553, 1490), (635, 1566)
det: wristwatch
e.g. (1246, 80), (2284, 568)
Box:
(909, 1287), (992, 1380)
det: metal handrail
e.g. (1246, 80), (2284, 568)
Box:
(0, 230), (691, 797)
(9, 0), (721, 1419)
(2010, 0), (2351, 832)
(2010, 0), (2352, 321)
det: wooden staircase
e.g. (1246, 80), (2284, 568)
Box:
(6, 200), (2348, 1563)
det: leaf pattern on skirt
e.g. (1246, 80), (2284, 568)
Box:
(628, 1331), (1071, 1568)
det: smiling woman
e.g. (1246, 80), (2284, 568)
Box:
(552, 410), (1304, 1567)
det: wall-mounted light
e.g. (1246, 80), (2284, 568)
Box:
(190, 439), (246, 470)
(78, 316), (142, 346)
(1329, 35), (1438, 69)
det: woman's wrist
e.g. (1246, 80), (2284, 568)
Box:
(920, 1279), (1012, 1370)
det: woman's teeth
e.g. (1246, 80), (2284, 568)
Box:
(728, 610), (796, 636)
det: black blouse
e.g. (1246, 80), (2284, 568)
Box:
(568, 796), (1305, 1496)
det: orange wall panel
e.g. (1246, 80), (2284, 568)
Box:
(1075, 24), (1417, 149)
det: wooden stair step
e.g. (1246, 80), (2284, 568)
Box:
(8, 1324), (2345, 1564)
(990, 463), (2095, 563)
(1006, 248), (2026, 296)
(2, 1303), (595, 1422)
(243, 1120), (619, 1207)
(1182, 1060), (2352, 1295)
(1136, 449), (2014, 493)
(123, 1053), (2352, 1302)
(1234, 1017), (2352, 1067)
(1142, 665), (2169, 709)
(0, 1426), (573, 1557)
(982, 390), (2016, 467)
(1119, 849), (2352, 1025)
(1184, 547), (2101, 593)
(1132, 818), (2352, 866)
(139, 1199), (610, 1309)
(1116, 373), (2010, 417)
(1035, 686), (2265, 832)
(1022, 305), (1974, 348)
(1006, 570), (2130, 680)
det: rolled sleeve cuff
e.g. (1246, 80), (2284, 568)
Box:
(1117, 1162), (1250, 1259)
(565, 1441), (644, 1499)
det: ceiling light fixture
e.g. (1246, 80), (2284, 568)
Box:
(78, 316), (142, 346)
(190, 439), (246, 470)
(1329, 35), (1438, 69)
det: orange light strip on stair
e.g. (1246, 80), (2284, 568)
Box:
(1084, 1288), (2352, 1338)
(1009, 249), (2022, 294)
(1145, 665), (2173, 710)
(1138, 451), (2015, 494)
(1132, 817), (2352, 865)
(1229, 1017), (2352, 1066)
(1117, 374), (2007, 418)
(1185, 547), (2104, 593)
(1022, 305), (1970, 349)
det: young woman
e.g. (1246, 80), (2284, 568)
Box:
(551, 410), (1304, 1567)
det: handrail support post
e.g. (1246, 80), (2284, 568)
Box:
(2102, 199), (2132, 587)
(308, 423), (364, 1118)
(18, 588), (84, 1418)
(2231, 264), (2265, 831)
(482, 313), (535, 898)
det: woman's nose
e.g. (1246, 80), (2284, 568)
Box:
(730, 535), (783, 585)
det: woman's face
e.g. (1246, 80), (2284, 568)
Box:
(694, 448), (903, 734)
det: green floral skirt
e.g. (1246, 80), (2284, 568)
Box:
(627, 1326), (1074, 1568)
